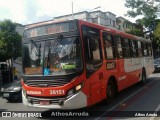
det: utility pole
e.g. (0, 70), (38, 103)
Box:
(72, 1), (74, 19)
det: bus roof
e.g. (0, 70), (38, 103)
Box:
(25, 19), (151, 43)
(78, 19), (151, 43)
(25, 19), (68, 29)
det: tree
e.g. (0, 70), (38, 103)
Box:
(126, 28), (144, 37)
(153, 22), (160, 46)
(153, 22), (160, 38)
(0, 20), (22, 62)
(125, 0), (160, 57)
(125, 0), (160, 28)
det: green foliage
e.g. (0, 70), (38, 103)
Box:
(125, 0), (159, 18)
(126, 28), (143, 37)
(0, 19), (22, 62)
(153, 22), (160, 46)
(125, 0), (160, 28)
(153, 22), (160, 38)
(125, 0), (160, 54)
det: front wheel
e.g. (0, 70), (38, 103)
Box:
(106, 79), (117, 102)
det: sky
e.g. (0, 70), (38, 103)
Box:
(0, 0), (138, 25)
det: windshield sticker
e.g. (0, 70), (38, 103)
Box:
(44, 68), (50, 75)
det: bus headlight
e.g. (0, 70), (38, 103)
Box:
(76, 84), (83, 91)
(67, 82), (84, 98)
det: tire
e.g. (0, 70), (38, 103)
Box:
(106, 79), (117, 102)
(140, 69), (146, 85)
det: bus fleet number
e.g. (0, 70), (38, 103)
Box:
(50, 90), (65, 95)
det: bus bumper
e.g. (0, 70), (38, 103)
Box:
(22, 91), (87, 109)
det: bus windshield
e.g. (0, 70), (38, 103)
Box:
(22, 36), (83, 75)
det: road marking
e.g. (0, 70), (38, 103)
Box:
(149, 103), (160, 120)
(94, 80), (155, 120)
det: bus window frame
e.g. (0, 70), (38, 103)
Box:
(102, 32), (116, 60)
(137, 41), (143, 57)
(82, 25), (103, 78)
(114, 35), (124, 59)
(122, 38), (131, 58)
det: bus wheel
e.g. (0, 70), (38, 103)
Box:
(141, 69), (146, 85)
(107, 79), (117, 101)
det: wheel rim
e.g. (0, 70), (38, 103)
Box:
(107, 81), (114, 98)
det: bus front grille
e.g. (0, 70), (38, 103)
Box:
(25, 79), (69, 87)
(27, 96), (66, 105)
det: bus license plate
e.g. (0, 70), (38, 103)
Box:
(3, 93), (9, 98)
(39, 100), (50, 105)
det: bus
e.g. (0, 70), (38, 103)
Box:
(21, 19), (154, 109)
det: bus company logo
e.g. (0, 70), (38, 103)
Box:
(2, 112), (11, 117)
(119, 76), (126, 81)
(38, 83), (48, 87)
(27, 91), (42, 95)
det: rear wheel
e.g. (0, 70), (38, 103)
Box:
(141, 69), (146, 85)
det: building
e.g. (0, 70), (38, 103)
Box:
(53, 11), (143, 33)
(116, 16), (143, 33)
(53, 10), (117, 30)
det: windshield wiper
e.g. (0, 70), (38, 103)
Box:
(29, 39), (42, 64)
(38, 43), (41, 65)
(47, 42), (51, 68)
(30, 39), (37, 48)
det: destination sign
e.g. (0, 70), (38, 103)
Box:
(24, 21), (77, 38)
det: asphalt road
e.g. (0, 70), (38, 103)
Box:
(0, 73), (160, 120)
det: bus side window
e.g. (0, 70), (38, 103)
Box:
(82, 26), (102, 77)
(123, 38), (130, 58)
(134, 41), (138, 57)
(142, 43), (148, 56)
(137, 41), (142, 57)
(115, 35), (123, 58)
(103, 32), (115, 59)
(130, 40), (137, 58)
(147, 43), (152, 56)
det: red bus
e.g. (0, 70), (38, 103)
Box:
(21, 19), (154, 109)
